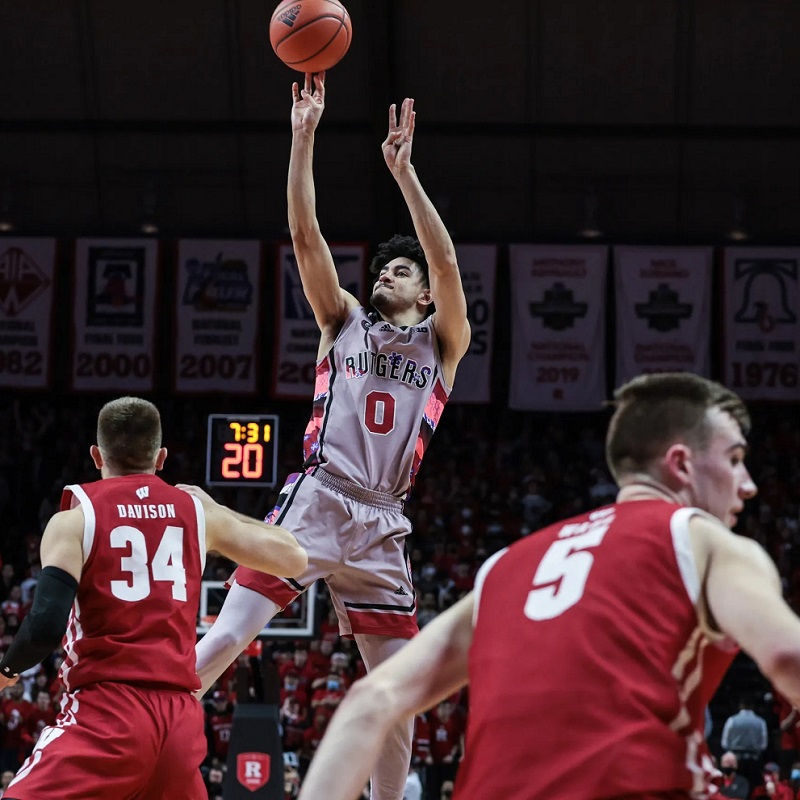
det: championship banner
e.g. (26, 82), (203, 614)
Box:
(272, 243), (367, 400)
(174, 240), (262, 394)
(723, 247), (800, 401)
(0, 238), (56, 389)
(72, 239), (159, 392)
(509, 245), (608, 411)
(614, 246), (712, 385)
(449, 244), (497, 404)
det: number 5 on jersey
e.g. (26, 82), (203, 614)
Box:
(110, 525), (187, 602)
(524, 521), (611, 621)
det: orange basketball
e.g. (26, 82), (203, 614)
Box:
(270, 0), (352, 73)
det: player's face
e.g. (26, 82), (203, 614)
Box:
(687, 407), (757, 528)
(370, 257), (429, 314)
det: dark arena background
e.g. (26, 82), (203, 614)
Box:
(1, 2), (799, 798)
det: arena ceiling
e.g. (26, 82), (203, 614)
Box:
(1, 0), (799, 242)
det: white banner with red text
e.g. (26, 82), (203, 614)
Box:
(272, 243), (367, 400)
(174, 240), (262, 394)
(0, 238), (57, 389)
(614, 246), (712, 385)
(723, 247), (800, 400)
(449, 244), (497, 404)
(509, 244), (608, 411)
(71, 239), (159, 392)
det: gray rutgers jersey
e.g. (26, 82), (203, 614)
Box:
(302, 306), (451, 499)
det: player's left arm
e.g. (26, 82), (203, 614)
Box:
(700, 516), (800, 708)
(0, 509), (83, 686)
(383, 99), (471, 385)
(297, 593), (474, 800)
(178, 484), (307, 578)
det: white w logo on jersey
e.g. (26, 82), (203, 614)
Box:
(135, 486), (150, 499)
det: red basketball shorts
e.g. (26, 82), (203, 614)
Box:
(6, 681), (206, 799)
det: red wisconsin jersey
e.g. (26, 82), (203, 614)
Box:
(456, 500), (737, 800)
(58, 474), (205, 693)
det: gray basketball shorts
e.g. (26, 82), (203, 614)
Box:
(232, 470), (418, 639)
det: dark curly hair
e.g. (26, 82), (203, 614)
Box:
(368, 234), (429, 287)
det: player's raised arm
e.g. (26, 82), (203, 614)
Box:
(177, 485), (307, 578)
(287, 72), (358, 341)
(298, 593), (474, 800)
(382, 98), (471, 384)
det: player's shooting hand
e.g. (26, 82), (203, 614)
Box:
(291, 71), (326, 133)
(176, 484), (218, 506)
(382, 98), (415, 174)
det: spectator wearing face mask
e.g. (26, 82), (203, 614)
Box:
(310, 672), (346, 712)
(329, 650), (354, 687)
(280, 670), (310, 711)
(718, 751), (749, 799)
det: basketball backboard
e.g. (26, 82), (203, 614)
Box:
(197, 580), (318, 639)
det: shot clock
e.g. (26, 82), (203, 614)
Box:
(205, 414), (279, 487)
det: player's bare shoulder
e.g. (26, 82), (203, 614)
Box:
(44, 506), (85, 539)
(689, 511), (777, 576)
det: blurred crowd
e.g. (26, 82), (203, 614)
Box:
(1, 394), (799, 798)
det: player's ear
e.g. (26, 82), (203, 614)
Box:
(90, 445), (103, 470)
(417, 287), (433, 308)
(155, 447), (168, 472)
(663, 443), (692, 489)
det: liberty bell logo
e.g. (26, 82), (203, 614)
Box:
(733, 258), (797, 334)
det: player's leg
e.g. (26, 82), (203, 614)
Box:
(195, 473), (340, 695)
(328, 506), (416, 800)
(354, 633), (414, 800)
(195, 581), (281, 696)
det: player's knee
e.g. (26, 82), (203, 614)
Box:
(197, 626), (249, 662)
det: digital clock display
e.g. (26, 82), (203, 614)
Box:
(205, 414), (279, 487)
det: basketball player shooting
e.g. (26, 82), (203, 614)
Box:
(195, 72), (471, 800)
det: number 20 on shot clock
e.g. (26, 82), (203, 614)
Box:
(205, 414), (279, 487)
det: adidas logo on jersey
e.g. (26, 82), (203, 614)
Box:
(379, 324), (393, 331)
(135, 486), (150, 499)
(394, 586), (409, 596)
